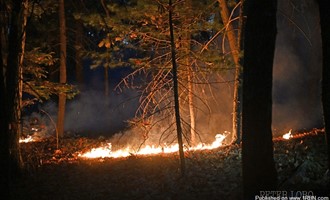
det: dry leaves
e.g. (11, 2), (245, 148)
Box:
(14, 129), (329, 200)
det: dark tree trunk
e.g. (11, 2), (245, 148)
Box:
(317, 0), (330, 173)
(242, 0), (278, 198)
(169, 0), (185, 177)
(0, 63), (9, 200)
(0, 4), (10, 198)
(6, 0), (23, 177)
(57, 0), (67, 138)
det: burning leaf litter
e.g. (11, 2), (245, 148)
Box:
(282, 129), (293, 140)
(15, 128), (328, 200)
(78, 133), (227, 159)
(19, 135), (36, 143)
(20, 129), (311, 160)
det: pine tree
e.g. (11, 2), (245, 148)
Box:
(115, 0), (228, 146)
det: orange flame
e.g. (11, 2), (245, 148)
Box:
(79, 133), (227, 159)
(282, 129), (292, 140)
(19, 135), (36, 143)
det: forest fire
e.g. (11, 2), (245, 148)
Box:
(282, 129), (292, 140)
(19, 135), (36, 143)
(79, 133), (227, 159)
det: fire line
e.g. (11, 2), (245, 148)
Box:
(78, 133), (227, 159)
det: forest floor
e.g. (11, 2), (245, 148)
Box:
(10, 128), (329, 200)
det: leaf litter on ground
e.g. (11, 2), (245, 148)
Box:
(12, 128), (329, 200)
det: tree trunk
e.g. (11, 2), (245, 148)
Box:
(104, 49), (110, 97)
(242, 0), (278, 198)
(184, 0), (196, 146)
(18, 0), (29, 138)
(187, 64), (196, 145)
(317, 0), (330, 172)
(0, 2), (10, 198)
(218, 0), (242, 144)
(0, 54), (9, 200)
(57, 0), (67, 138)
(169, 0), (185, 177)
(6, 0), (24, 180)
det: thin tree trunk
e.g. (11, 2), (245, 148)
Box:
(218, 0), (242, 143)
(57, 0), (67, 138)
(242, 0), (278, 198)
(187, 65), (195, 145)
(318, 0), (330, 173)
(18, 0), (29, 139)
(169, 0), (185, 176)
(184, 0), (196, 146)
(104, 49), (109, 97)
(101, 0), (110, 98)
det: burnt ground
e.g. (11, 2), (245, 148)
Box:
(10, 129), (329, 200)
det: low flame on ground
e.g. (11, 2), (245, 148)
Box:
(19, 135), (36, 143)
(282, 129), (292, 140)
(79, 133), (227, 159)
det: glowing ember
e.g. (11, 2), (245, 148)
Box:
(19, 135), (36, 143)
(79, 133), (227, 159)
(282, 129), (292, 140)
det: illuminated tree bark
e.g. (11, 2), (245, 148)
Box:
(184, 0), (196, 146)
(187, 62), (196, 145)
(18, 0), (29, 137)
(318, 0), (330, 171)
(218, 0), (243, 144)
(57, 0), (67, 138)
(242, 0), (278, 198)
(169, 0), (185, 176)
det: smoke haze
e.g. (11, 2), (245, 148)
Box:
(25, 0), (324, 145)
(272, 0), (323, 135)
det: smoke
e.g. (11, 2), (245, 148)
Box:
(63, 66), (141, 137)
(100, 71), (235, 148)
(23, 0), (324, 143)
(64, 88), (140, 136)
(272, 0), (323, 135)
